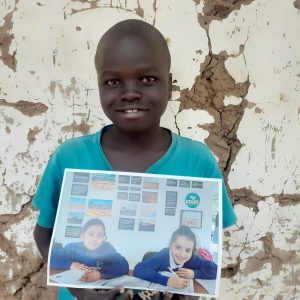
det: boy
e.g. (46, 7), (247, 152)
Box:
(33, 19), (237, 300)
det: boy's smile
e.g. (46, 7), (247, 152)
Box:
(96, 34), (171, 133)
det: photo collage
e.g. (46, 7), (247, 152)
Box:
(48, 169), (222, 297)
(63, 172), (208, 239)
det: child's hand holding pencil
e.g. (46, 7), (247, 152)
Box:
(167, 277), (189, 289)
(167, 267), (189, 289)
(70, 262), (102, 282)
(80, 269), (101, 282)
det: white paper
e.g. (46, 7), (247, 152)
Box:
(49, 269), (108, 286)
(104, 275), (151, 288)
(148, 281), (194, 294)
(47, 169), (222, 297)
(148, 271), (194, 294)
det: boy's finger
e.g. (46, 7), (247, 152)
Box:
(68, 288), (99, 299)
(100, 287), (125, 300)
(162, 292), (172, 300)
(80, 272), (90, 282)
(117, 289), (134, 300)
(171, 295), (198, 300)
(151, 291), (161, 300)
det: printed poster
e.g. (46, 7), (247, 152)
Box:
(47, 169), (222, 298)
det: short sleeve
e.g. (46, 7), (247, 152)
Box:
(32, 151), (63, 228)
(203, 146), (237, 229)
(221, 180), (237, 228)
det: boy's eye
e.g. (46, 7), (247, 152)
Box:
(141, 76), (156, 84)
(106, 79), (120, 86)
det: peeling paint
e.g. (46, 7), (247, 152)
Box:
(0, 1), (19, 71)
(0, 99), (48, 117)
(1, 0), (299, 299)
(3, 208), (39, 256)
(135, 0), (144, 18)
(176, 109), (214, 143)
(27, 127), (42, 145)
(49, 77), (80, 99)
(223, 95), (242, 106)
(61, 119), (91, 135)
(225, 54), (248, 83)
(198, 0), (255, 28)
(178, 52), (249, 170)
(0, 248), (6, 263)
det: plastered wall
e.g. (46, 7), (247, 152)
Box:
(0, 0), (299, 299)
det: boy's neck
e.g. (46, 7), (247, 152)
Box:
(101, 125), (172, 172)
(103, 125), (168, 150)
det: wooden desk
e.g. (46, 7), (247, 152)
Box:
(193, 279), (208, 294)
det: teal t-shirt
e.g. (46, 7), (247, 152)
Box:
(32, 126), (237, 300)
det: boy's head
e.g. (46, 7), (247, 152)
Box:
(81, 218), (106, 251)
(170, 226), (196, 265)
(94, 19), (172, 133)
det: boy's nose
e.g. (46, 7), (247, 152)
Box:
(120, 81), (141, 101)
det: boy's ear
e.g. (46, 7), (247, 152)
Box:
(168, 73), (172, 100)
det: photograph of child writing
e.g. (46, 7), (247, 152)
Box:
(50, 218), (129, 282)
(33, 18), (237, 300)
(133, 226), (217, 289)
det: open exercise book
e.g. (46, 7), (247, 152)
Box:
(47, 169), (222, 297)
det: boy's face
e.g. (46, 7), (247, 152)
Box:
(170, 235), (194, 265)
(96, 34), (171, 133)
(81, 224), (105, 251)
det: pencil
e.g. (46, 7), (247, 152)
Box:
(168, 266), (179, 278)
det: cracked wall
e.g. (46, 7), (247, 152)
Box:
(0, 0), (299, 299)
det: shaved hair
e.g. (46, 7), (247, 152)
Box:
(95, 19), (171, 72)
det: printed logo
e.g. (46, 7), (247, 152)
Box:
(185, 193), (200, 208)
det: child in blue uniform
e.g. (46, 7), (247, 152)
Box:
(33, 19), (236, 300)
(133, 226), (217, 289)
(50, 218), (129, 282)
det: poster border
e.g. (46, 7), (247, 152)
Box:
(47, 169), (223, 298)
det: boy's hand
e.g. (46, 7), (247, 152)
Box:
(137, 290), (160, 300)
(80, 269), (102, 282)
(70, 262), (89, 270)
(167, 277), (189, 289)
(68, 287), (133, 300)
(142, 292), (186, 300)
(169, 294), (198, 300)
(175, 268), (194, 279)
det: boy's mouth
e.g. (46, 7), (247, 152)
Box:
(116, 107), (149, 113)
